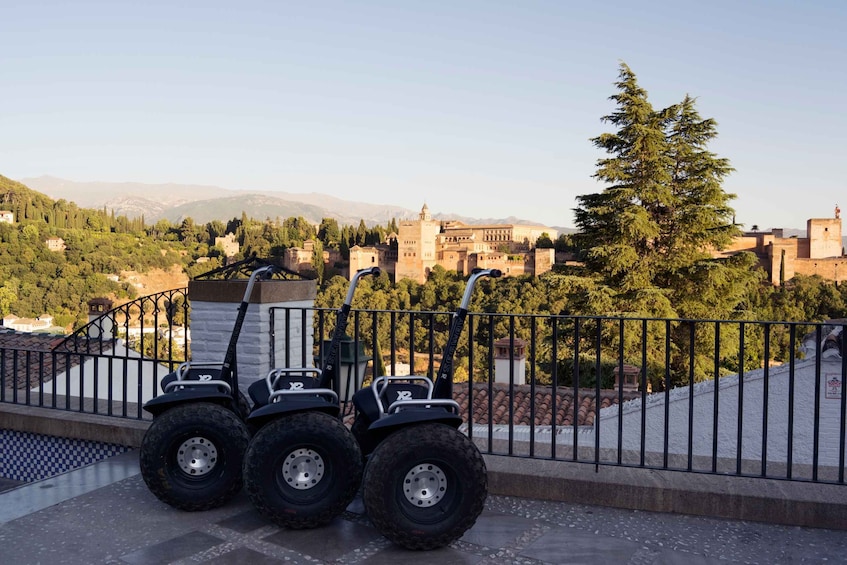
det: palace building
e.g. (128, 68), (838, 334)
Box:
(349, 204), (556, 283)
(716, 206), (845, 285)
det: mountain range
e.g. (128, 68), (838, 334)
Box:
(20, 176), (569, 231)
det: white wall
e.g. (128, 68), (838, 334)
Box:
(189, 300), (314, 396)
(472, 357), (846, 473)
(595, 357), (845, 467)
(33, 340), (171, 404)
(30, 299), (314, 405)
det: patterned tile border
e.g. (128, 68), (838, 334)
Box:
(0, 428), (130, 482)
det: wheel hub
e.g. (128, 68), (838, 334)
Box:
(403, 463), (447, 506)
(282, 448), (325, 490)
(176, 436), (218, 477)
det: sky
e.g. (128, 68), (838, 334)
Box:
(2, 1), (845, 230)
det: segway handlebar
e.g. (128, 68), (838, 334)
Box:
(431, 268), (500, 399)
(191, 264), (280, 393)
(344, 266), (381, 306)
(317, 266), (380, 390)
(459, 269), (501, 310)
(239, 265), (278, 306)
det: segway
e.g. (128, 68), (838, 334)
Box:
(242, 266), (380, 529)
(139, 264), (278, 511)
(351, 268), (500, 550)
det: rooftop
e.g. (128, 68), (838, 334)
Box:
(455, 382), (641, 427)
(0, 330), (76, 389)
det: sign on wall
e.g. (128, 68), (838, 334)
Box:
(825, 373), (843, 400)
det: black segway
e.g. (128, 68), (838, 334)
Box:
(242, 266), (380, 529)
(351, 268), (501, 550)
(139, 264), (278, 511)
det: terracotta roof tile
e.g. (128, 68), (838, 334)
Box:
(453, 382), (640, 427)
(0, 330), (96, 389)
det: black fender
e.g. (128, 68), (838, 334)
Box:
(143, 388), (235, 417)
(355, 409), (462, 456)
(368, 408), (462, 433)
(246, 397), (340, 429)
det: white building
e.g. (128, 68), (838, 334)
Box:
(33, 339), (172, 404)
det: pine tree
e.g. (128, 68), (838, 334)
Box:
(310, 238), (325, 282)
(571, 63), (763, 386)
(573, 63), (758, 319)
(574, 62), (675, 316)
(657, 94), (757, 320)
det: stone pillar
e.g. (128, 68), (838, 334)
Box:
(188, 278), (317, 395)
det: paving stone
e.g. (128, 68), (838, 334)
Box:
(363, 544), (484, 564)
(460, 510), (539, 549)
(202, 546), (285, 564)
(120, 531), (225, 565)
(1, 454), (846, 565)
(216, 509), (269, 533)
(262, 516), (383, 561)
(517, 527), (642, 564)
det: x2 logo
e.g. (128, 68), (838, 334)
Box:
(289, 382), (305, 390)
(198, 374), (213, 381)
(396, 390), (413, 401)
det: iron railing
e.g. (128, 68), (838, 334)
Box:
(57, 286), (190, 366)
(2, 301), (846, 486)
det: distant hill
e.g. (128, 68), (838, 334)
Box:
(21, 176), (232, 209)
(21, 175), (415, 226)
(19, 175), (567, 229)
(161, 194), (330, 225)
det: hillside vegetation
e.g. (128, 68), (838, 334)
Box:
(0, 174), (399, 328)
(0, 175), (192, 328)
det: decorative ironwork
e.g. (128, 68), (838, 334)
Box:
(55, 287), (190, 368)
(192, 255), (312, 281)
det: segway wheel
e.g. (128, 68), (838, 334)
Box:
(351, 413), (378, 458)
(236, 390), (251, 420)
(139, 402), (250, 511)
(362, 423), (487, 550)
(243, 411), (363, 529)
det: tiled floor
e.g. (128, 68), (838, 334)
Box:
(1, 452), (846, 564)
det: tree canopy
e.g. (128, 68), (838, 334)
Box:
(571, 63), (761, 319)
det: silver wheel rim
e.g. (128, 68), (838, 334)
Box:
(282, 448), (325, 490)
(403, 463), (447, 506)
(176, 436), (218, 477)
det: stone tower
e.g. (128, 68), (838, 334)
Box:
(395, 203), (441, 284)
(807, 217), (842, 259)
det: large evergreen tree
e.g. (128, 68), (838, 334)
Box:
(572, 63), (759, 319)
(659, 94), (759, 319)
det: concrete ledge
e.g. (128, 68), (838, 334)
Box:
(485, 453), (847, 531)
(0, 404), (149, 447)
(189, 279), (317, 303)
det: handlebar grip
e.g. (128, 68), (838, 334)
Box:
(471, 268), (501, 277)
